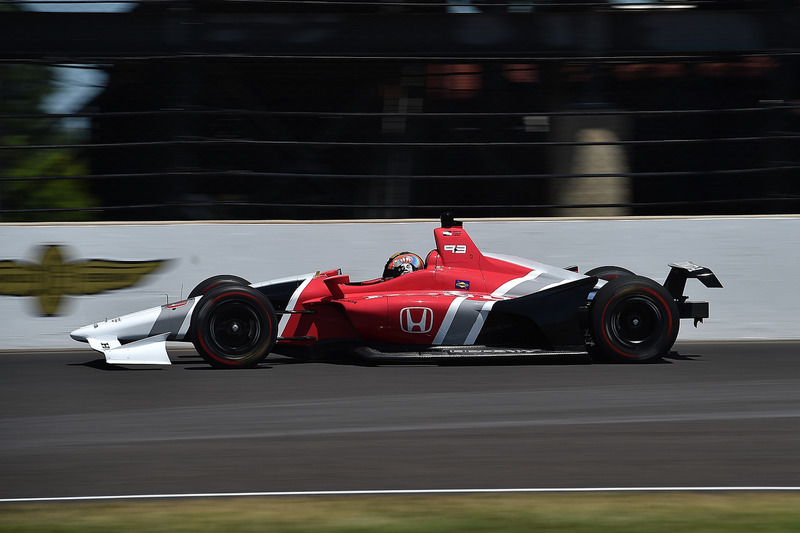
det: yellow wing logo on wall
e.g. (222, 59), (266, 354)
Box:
(0, 245), (169, 316)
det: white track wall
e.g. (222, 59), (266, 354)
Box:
(1, 216), (797, 349)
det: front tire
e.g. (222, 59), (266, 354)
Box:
(589, 275), (679, 363)
(191, 285), (277, 368)
(188, 274), (250, 299)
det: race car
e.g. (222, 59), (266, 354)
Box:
(70, 214), (722, 367)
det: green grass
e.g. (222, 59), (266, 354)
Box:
(2, 493), (800, 532)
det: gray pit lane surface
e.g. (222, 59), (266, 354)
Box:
(1, 341), (799, 499)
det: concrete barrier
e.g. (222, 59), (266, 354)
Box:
(1, 216), (797, 349)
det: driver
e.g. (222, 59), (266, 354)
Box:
(382, 251), (424, 279)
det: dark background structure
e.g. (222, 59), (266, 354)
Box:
(1, 0), (798, 221)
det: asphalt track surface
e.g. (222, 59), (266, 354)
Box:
(2, 341), (799, 500)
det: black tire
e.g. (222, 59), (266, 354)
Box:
(188, 274), (250, 299)
(191, 285), (277, 368)
(589, 275), (679, 363)
(585, 266), (635, 281)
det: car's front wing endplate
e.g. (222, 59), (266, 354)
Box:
(87, 333), (172, 365)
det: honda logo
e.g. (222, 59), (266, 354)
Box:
(400, 307), (433, 334)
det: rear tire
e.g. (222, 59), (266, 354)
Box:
(191, 285), (277, 368)
(188, 274), (250, 299)
(589, 275), (679, 363)
(585, 266), (635, 281)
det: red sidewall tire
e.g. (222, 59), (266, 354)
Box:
(590, 275), (679, 363)
(192, 285), (277, 368)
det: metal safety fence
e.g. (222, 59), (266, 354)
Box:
(1, 0), (798, 221)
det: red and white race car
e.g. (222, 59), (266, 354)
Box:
(70, 215), (721, 367)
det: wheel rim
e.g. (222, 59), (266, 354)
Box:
(208, 300), (262, 357)
(608, 296), (663, 350)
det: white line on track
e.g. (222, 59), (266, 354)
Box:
(3, 487), (800, 503)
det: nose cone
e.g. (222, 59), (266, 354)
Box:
(70, 324), (93, 342)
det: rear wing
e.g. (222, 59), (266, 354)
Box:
(665, 262), (723, 295)
(664, 262), (723, 326)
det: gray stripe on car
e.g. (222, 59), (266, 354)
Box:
(441, 299), (493, 345)
(502, 273), (566, 297)
(148, 301), (194, 341)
